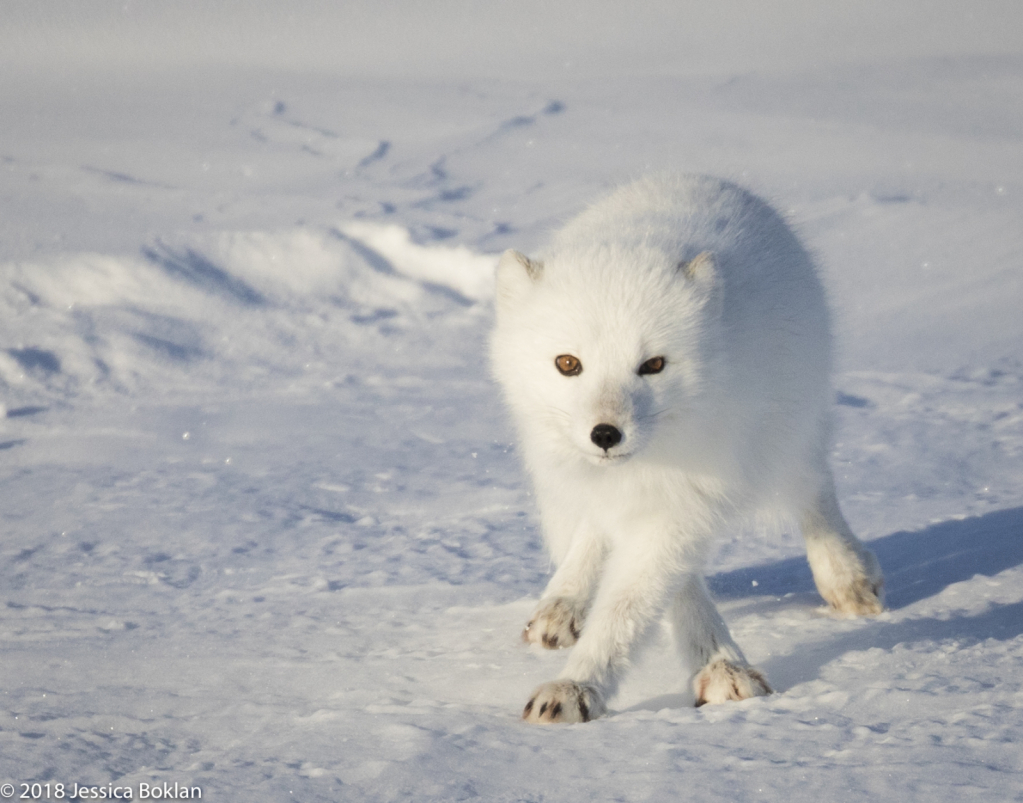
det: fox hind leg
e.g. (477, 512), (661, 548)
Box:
(801, 469), (884, 616)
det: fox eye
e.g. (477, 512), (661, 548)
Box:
(638, 356), (665, 375)
(555, 354), (582, 376)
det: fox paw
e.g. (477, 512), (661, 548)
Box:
(522, 681), (605, 724)
(522, 596), (585, 649)
(825, 574), (885, 616)
(694, 659), (772, 706)
(809, 542), (885, 616)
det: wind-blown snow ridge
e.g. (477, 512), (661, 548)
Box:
(337, 222), (496, 303)
(0, 224), (495, 405)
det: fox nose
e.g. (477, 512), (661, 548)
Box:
(590, 423), (622, 451)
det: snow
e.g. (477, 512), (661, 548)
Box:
(2, 2), (1022, 800)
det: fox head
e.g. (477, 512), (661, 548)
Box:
(491, 245), (725, 467)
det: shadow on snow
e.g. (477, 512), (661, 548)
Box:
(709, 506), (1023, 693)
(709, 506), (1023, 611)
(627, 507), (1023, 709)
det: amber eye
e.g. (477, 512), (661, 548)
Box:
(555, 354), (582, 376)
(638, 356), (665, 375)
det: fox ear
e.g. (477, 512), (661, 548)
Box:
(678, 251), (721, 312)
(496, 249), (543, 310)
(678, 251), (716, 285)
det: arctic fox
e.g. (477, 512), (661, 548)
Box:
(491, 175), (883, 724)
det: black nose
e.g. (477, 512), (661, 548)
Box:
(590, 423), (622, 451)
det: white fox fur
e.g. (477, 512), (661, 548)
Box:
(490, 174), (883, 724)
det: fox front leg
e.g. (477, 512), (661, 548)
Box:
(523, 528), (606, 649)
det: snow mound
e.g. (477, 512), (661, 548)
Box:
(0, 224), (497, 405)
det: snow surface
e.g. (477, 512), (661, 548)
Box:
(2, 2), (1023, 800)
